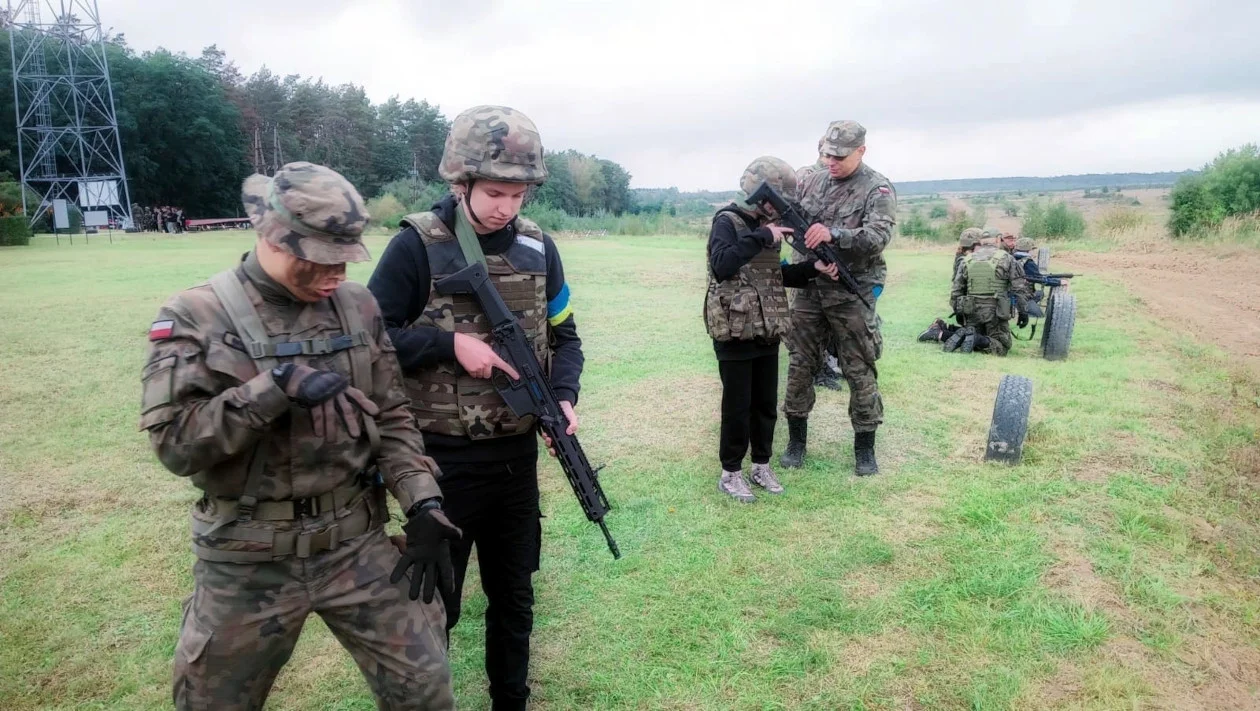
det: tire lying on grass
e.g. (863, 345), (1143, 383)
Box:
(1042, 289), (1077, 361)
(985, 374), (1033, 464)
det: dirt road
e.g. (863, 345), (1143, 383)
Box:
(1057, 245), (1260, 374)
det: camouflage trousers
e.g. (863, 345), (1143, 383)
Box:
(173, 526), (454, 711)
(783, 287), (883, 432)
(969, 301), (1013, 356)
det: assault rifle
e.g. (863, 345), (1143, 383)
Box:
(1043, 273), (1080, 280)
(434, 263), (621, 559)
(744, 181), (870, 308)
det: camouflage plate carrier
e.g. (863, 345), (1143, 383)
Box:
(402, 212), (550, 439)
(704, 209), (791, 341)
(961, 246), (1012, 320)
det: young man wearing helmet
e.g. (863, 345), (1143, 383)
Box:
(368, 105), (583, 711)
(706, 156), (839, 502)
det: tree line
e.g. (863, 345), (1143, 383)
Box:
(0, 33), (636, 219)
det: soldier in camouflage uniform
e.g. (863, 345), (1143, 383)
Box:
(140, 162), (459, 710)
(368, 105), (584, 711)
(780, 121), (895, 476)
(946, 233), (1029, 354)
(919, 227), (984, 343)
(706, 156), (839, 502)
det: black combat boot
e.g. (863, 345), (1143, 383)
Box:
(918, 318), (947, 342)
(854, 430), (879, 476)
(961, 329), (977, 353)
(943, 326), (970, 353)
(780, 417), (808, 468)
(971, 334), (992, 353)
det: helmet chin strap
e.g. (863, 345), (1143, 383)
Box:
(462, 179), (490, 229)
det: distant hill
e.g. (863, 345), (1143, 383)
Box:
(894, 171), (1196, 196)
(634, 171), (1195, 208)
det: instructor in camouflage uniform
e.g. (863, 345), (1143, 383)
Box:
(780, 120), (896, 476)
(140, 162), (458, 710)
(369, 105), (584, 711)
(946, 233), (1029, 354)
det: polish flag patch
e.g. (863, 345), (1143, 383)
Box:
(878, 186), (891, 195)
(148, 320), (175, 341)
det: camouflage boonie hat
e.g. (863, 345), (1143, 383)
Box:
(242, 162), (370, 264)
(1015, 237), (1036, 251)
(820, 120), (866, 158)
(959, 227), (983, 248)
(739, 156), (797, 209)
(439, 105), (547, 185)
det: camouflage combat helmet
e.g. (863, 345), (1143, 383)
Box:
(241, 161), (371, 264)
(439, 105), (547, 185)
(959, 227), (983, 249)
(1015, 237), (1036, 252)
(740, 156), (797, 210)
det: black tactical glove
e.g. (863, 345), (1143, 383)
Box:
(272, 363), (380, 442)
(389, 500), (462, 603)
(1017, 312), (1029, 329)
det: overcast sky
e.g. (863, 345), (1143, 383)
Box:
(105, 0), (1260, 190)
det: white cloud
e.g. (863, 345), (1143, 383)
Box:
(104, 0), (1260, 189)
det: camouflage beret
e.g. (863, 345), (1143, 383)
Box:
(241, 162), (370, 265)
(440, 105), (547, 185)
(740, 156), (797, 206)
(820, 120), (866, 158)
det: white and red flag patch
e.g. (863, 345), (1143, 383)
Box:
(148, 320), (175, 341)
(878, 186), (891, 195)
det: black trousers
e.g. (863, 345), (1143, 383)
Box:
(436, 452), (541, 711)
(718, 353), (780, 471)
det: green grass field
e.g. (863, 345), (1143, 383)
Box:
(2, 231), (1258, 710)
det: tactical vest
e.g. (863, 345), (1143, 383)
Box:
(962, 247), (1012, 320)
(402, 211), (550, 440)
(195, 269), (384, 562)
(965, 247), (1002, 296)
(704, 210), (791, 341)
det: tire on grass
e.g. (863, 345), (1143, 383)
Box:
(985, 374), (1033, 464)
(1042, 289), (1076, 361)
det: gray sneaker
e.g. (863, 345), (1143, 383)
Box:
(750, 462), (785, 494)
(718, 469), (756, 503)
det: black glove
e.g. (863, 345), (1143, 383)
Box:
(272, 363), (347, 406)
(272, 363), (379, 443)
(1017, 312), (1029, 329)
(389, 500), (462, 603)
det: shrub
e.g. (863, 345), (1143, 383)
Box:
(928, 204), (947, 219)
(942, 209), (983, 240)
(1097, 209), (1145, 233)
(0, 215), (32, 246)
(900, 207), (940, 240)
(1169, 144), (1260, 236)
(366, 194), (407, 230)
(1022, 200), (1085, 239)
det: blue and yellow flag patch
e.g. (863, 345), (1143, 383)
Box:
(548, 283), (573, 326)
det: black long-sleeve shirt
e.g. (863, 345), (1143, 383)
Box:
(368, 194), (584, 462)
(708, 206), (820, 361)
(1016, 253), (1064, 287)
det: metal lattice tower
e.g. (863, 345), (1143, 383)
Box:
(7, 0), (132, 228)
